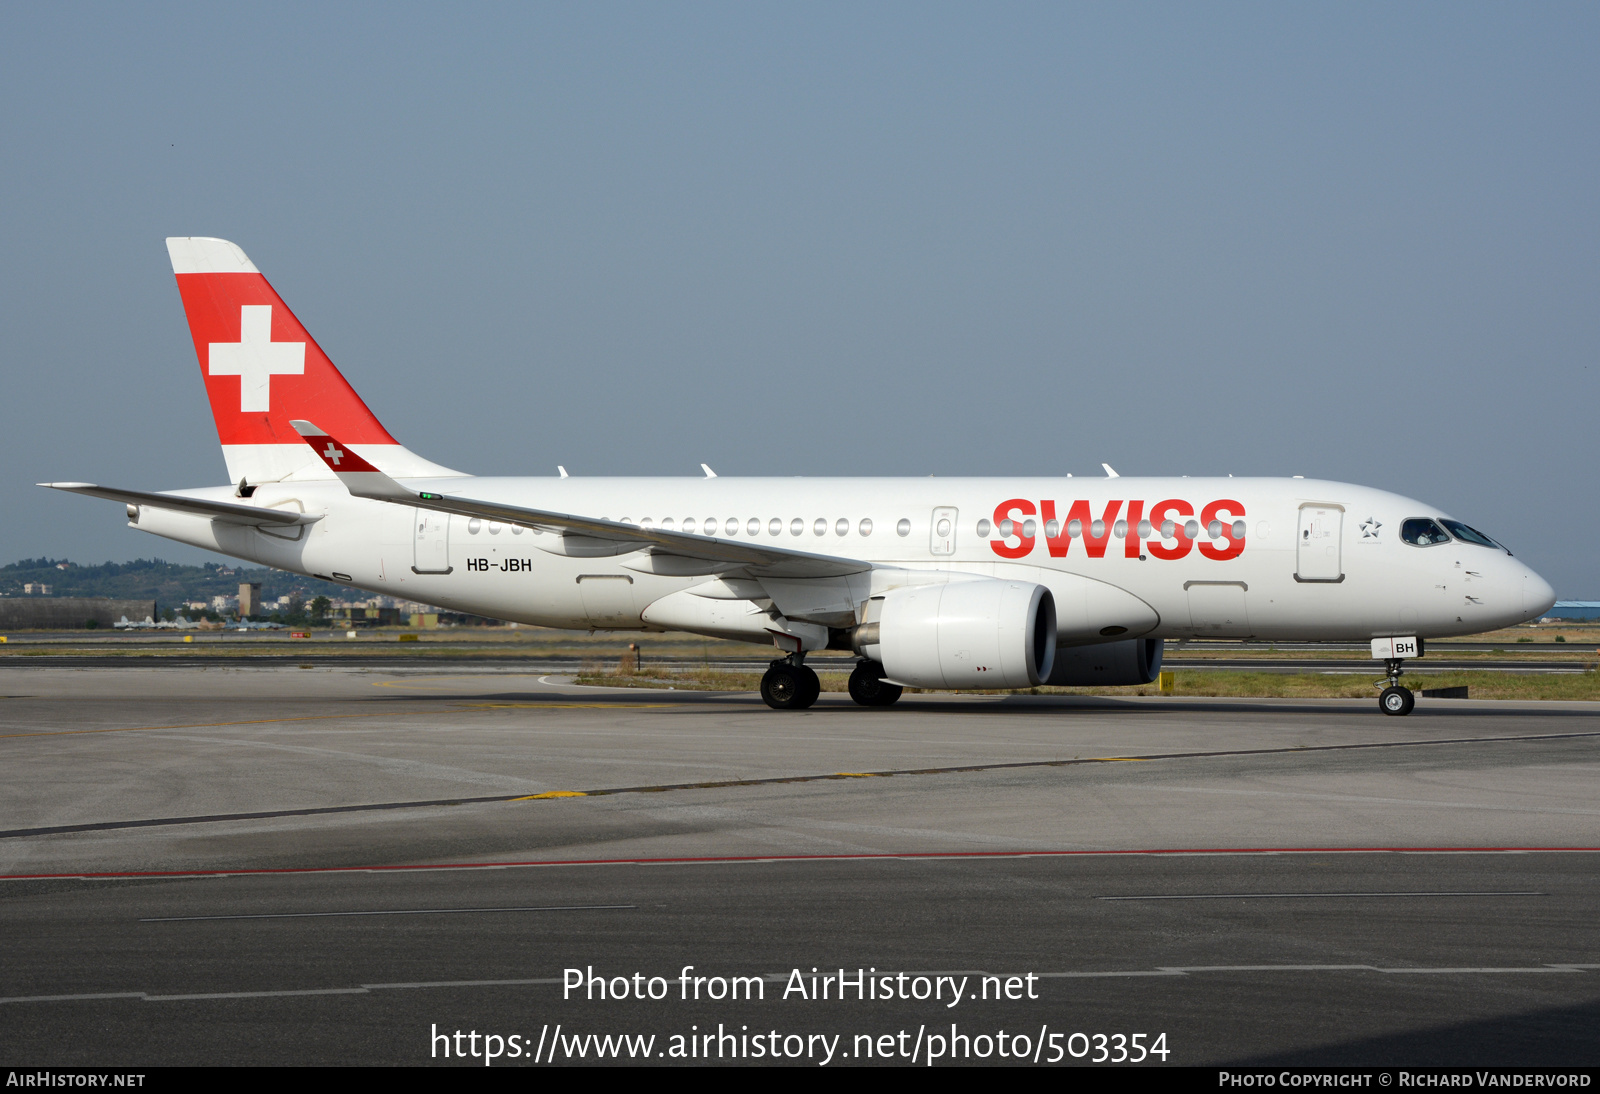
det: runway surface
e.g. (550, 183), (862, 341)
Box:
(2, 667), (1598, 1065)
(2, 651), (1593, 674)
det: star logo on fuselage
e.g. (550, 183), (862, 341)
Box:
(1359, 517), (1382, 539)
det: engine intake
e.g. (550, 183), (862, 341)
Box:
(856, 579), (1056, 690)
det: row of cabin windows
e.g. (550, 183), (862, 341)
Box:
(466, 516), (907, 538)
(979, 517), (1248, 542)
(461, 514), (1250, 543)
(613, 517), (892, 538)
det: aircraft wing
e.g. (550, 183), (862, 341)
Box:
(289, 421), (869, 579)
(39, 483), (319, 527)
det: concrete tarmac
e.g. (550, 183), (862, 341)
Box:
(2, 667), (1599, 1065)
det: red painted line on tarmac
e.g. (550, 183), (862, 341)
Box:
(4, 846), (1600, 882)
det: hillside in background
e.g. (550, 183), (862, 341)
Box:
(0, 558), (345, 606)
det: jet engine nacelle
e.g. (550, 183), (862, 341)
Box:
(857, 579), (1056, 689)
(1046, 637), (1164, 687)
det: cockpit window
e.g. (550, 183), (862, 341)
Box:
(1440, 519), (1503, 551)
(1401, 518), (1452, 546)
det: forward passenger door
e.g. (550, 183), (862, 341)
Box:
(1295, 505), (1343, 583)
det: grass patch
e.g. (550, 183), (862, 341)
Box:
(1044, 669), (1600, 701)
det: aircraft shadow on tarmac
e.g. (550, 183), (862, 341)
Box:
(1237, 996), (1600, 1066)
(364, 688), (1600, 720)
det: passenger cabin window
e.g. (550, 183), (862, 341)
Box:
(1401, 518), (1452, 546)
(1440, 519), (1503, 551)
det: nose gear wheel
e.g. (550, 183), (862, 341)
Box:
(1379, 685), (1415, 716)
(1375, 657), (1414, 715)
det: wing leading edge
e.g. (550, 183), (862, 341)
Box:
(289, 421), (869, 579)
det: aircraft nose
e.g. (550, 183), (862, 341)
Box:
(1522, 567), (1557, 620)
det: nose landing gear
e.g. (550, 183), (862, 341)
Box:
(760, 653), (821, 710)
(1376, 658), (1415, 716)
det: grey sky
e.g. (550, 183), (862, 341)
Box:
(3, 4), (1596, 592)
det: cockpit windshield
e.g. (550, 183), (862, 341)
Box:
(1440, 519), (1505, 552)
(1400, 518), (1452, 546)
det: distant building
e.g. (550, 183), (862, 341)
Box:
(22, 583), (52, 595)
(330, 605), (406, 627)
(1545, 601), (1600, 621)
(238, 582), (263, 618)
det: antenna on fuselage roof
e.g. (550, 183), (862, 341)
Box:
(701, 464), (717, 478)
(558, 466), (569, 478)
(1101, 463), (1120, 478)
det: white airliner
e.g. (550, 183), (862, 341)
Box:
(44, 238), (1555, 715)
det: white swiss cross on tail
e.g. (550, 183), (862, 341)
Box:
(209, 305), (305, 412)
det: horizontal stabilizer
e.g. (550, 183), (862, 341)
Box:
(38, 483), (318, 526)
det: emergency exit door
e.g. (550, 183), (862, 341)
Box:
(930, 507), (958, 556)
(1295, 505), (1343, 583)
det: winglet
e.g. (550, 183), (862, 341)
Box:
(701, 463), (717, 479)
(290, 420), (414, 501)
(1101, 463), (1120, 478)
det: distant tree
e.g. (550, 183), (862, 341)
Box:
(309, 596), (331, 622)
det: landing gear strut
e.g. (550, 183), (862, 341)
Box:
(760, 653), (821, 710)
(847, 660), (903, 708)
(1377, 658), (1414, 716)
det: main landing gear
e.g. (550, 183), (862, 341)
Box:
(847, 660), (903, 708)
(760, 654), (821, 710)
(1377, 658), (1415, 717)
(758, 656), (906, 710)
